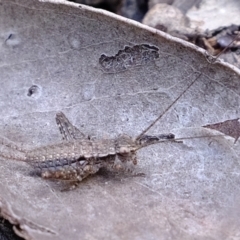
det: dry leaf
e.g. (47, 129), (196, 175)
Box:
(0, 0), (240, 240)
(203, 118), (240, 143)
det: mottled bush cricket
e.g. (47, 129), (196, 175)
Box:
(0, 35), (239, 187)
(0, 111), (177, 184)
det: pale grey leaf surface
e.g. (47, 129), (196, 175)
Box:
(0, 0), (240, 239)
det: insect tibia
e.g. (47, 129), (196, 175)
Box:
(136, 133), (175, 148)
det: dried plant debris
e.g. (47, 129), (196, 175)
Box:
(171, 25), (240, 54)
(170, 24), (240, 69)
(198, 25), (240, 56)
(99, 44), (159, 73)
(203, 118), (240, 143)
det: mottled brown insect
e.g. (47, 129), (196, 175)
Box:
(0, 112), (175, 184)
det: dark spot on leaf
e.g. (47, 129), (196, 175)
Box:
(99, 44), (159, 73)
(27, 85), (41, 98)
(5, 33), (12, 42)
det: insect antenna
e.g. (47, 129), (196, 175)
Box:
(136, 31), (240, 141)
(135, 133), (225, 151)
(136, 72), (202, 141)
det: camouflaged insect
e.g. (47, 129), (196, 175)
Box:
(0, 112), (175, 184)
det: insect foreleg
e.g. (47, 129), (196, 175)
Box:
(109, 153), (137, 174)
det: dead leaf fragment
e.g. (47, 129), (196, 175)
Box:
(1, 0), (240, 239)
(203, 118), (240, 143)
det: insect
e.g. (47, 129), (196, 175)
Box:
(0, 112), (177, 184)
